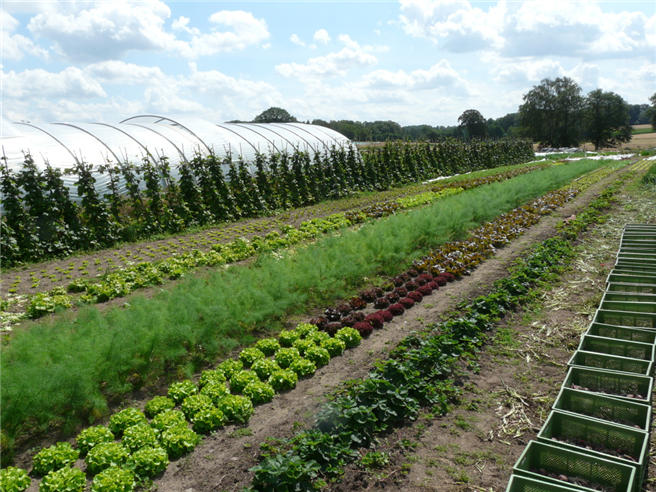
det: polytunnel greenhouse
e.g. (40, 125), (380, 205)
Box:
(0, 115), (352, 200)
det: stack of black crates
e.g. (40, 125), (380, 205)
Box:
(507, 224), (656, 492)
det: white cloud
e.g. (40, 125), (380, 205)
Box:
(27, 1), (180, 62)
(3, 67), (106, 99)
(400, 0), (655, 60)
(313, 29), (331, 44)
(600, 61), (656, 103)
(290, 34), (305, 47)
(399, 0), (504, 52)
(84, 61), (167, 85)
(275, 35), (386, 80)
(1, 9), (48, 60)
(359, 60), (472, 94)
(184, 10), (270, 58)
(24, 3), (268, 62)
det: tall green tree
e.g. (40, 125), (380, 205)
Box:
(583, 89), (632, 150)
(253, 107), (298, 123)
(648, 93), (656, 131)
(519, 77), (584, 148)
(458, 109), (488, 139)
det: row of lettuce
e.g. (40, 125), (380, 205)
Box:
(248, 177), (626, 492)
(0, 161), (621, 491)
(0, 162), (611, 453)
(7, 164), (547, 326)
(0, 139), (534, 267)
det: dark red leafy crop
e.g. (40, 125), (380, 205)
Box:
(415, 277), (427, 286)
(428, 281), (439, 290)
(349, 297), (367, 311)
(385, 292), (400, 303)
(310, 316), (328, 329)
(337, 304), (353, 316)
(353, 321), (373, 337)
(400, 273), (411, 282)
(360, 289), (378, 303)
(324, 322), (343, 336)
(392, 277), (405, 287)
(376, 310), (393, 322)
(381, 282), (395, 292)
(324, 307), (341, 322)
(340, 315), (356, 327)
(394, 286), (408, 297)
(407, 269), (419, 278)
(364, 313), (385, 329)
(408, 291), (423, 303)
(353, 312), (366, 322)
(434, 275), (447, 286)
(388, 303), (405, 316)
(399, 297), (415, 309)
(443, 272), (455, 282)
(405, 281), (419, 291)
(418, 273), (433, 283)
(374, 298), (390, 309)
(417, 285), (432, 296)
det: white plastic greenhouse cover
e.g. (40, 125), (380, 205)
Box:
(1, 115), (351, 202)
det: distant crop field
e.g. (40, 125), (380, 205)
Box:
(632, 124), (655, 135)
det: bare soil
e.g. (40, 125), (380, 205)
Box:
(15, 163), (656, 492)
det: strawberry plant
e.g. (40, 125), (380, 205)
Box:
(76, 425), (115, 455)
(38, 466), (85, 492)
(143, 396), (175, 418)
(251, 451), (321, 492)
(127, 446), (169, 478)
(32, 442), (79, 476)
(0, 466), (31, 492)
(90, 466), (134, 492)
(85, 442), (129, 475)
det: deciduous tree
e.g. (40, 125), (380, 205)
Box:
(253, 107), (298, 123)
(583, 89), (632, 150)
(519, 77), (584, 148)
(458, 109), (488, 139)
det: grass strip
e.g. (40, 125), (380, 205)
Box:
(0, 160), (605, 451)
(248, 178), (625, 492)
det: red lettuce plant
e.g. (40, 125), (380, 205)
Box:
(405, 281), (419, 291)
(399, 297), (415, 309)
(415, 277), (427, 286)
(376, 310), (393, 322)
(392, 277), (405, 287)
(400, 273), (411, 282)
(417, 285), (432, 296)
(394, 286), (408, 297)
(353, 312), (366, 322)
(324, 322), (343, 336)
(418, 273), (433, 283)
(310, 316), (328, 330)
(340, 315), (356, 327)
(349, 297), (367, 311)
(374, 298), (390, 309)
(385, 292), (400, 303)
(434, 275), (447, 286)
(353, 321), (373, 337)
(428, 281), (439, 290)
(337, 304), (352, 316)
(408, 291), (423, 303)
(388, 303), (405, 316)
(407, 269), (419, 277)
(360, 290), (378, 303)
(364, 313), (384, 329)
(324, 308), (341, 322)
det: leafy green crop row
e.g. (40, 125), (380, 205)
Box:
(4, 164), (544, 326)
(247, 180), (623, 492)
(1, 139), (533, 267)
(0, 160), (607, 466)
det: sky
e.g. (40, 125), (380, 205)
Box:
(1, 0), (655, 127)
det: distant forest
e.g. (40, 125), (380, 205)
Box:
(308, 103), (651, 142)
